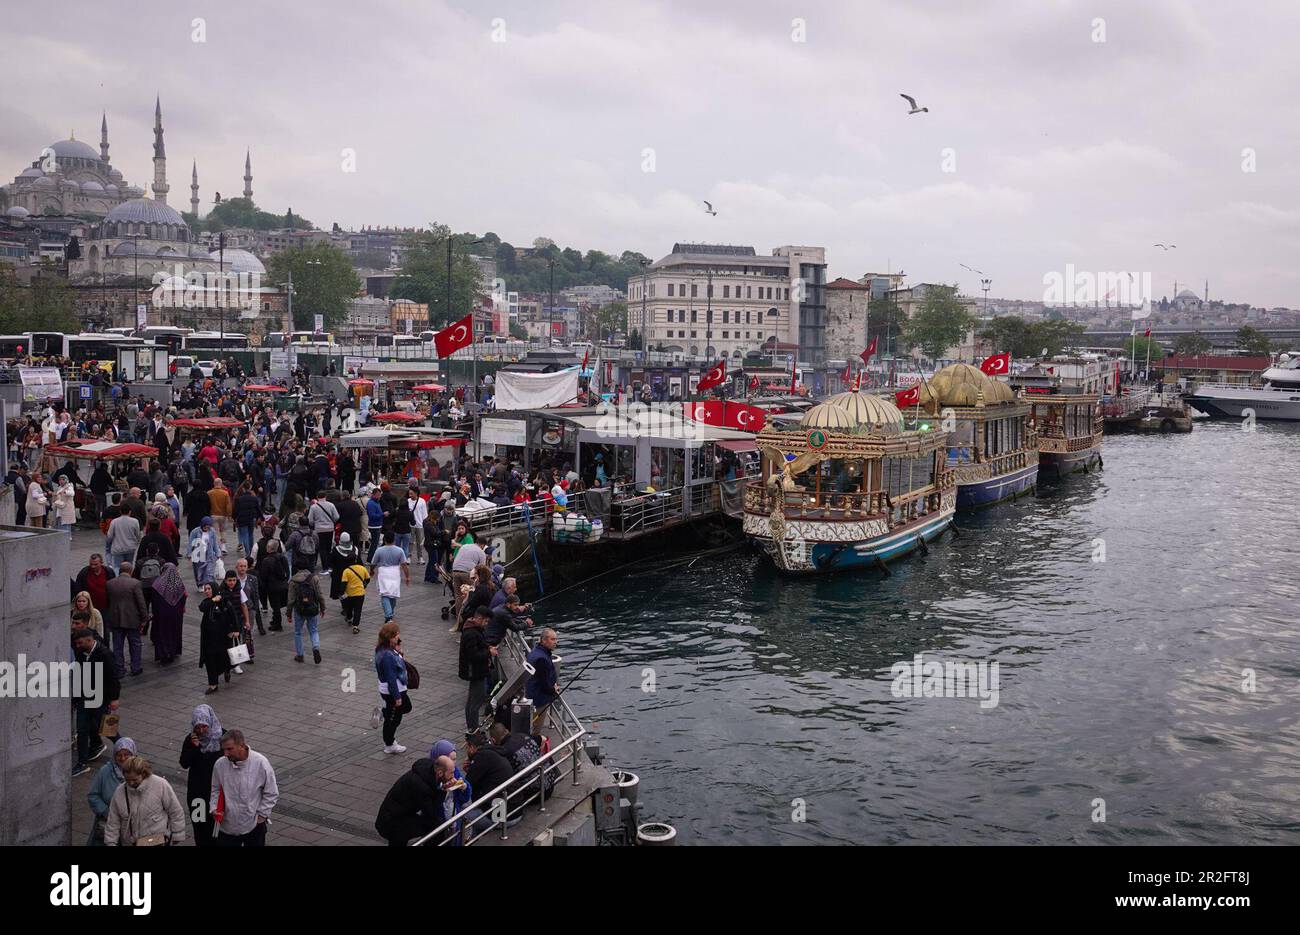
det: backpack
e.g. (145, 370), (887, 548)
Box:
(294, 530), (318, 562)
(293, 578), (320, 618)
(138, 555), (164, 585)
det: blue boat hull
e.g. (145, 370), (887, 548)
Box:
(955, 463), (1039, 511)
(747, 509), (954, 574)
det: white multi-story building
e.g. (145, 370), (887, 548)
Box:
(626, 243), (828, 363)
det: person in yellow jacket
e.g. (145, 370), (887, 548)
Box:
(340, 561), (370, 634)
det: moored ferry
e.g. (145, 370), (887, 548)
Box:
(910, 363), (1038, 510)
(1011, 363), (1103, 476)
(742, 389), (955, 573)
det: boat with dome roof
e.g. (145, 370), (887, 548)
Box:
(903, 363), (1038, 510)
(742, 386), (955, 573)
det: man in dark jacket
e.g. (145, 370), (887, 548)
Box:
(464, 730), (514, 803)
(525, 628), (560, 722)
(72, 628), (121, 777)
(458, 607), (495, 731)
(185, 485), (212, 534)
(374, 755), (444, 847)
(336, 490), (363, 544)
(89, 461), (114, 518)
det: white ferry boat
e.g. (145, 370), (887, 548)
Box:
(1185, 353), (1300, 421)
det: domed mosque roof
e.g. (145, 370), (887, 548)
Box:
(6, 206), (31, 219)
(47, 138), (101, 161)
(105, 197), (186, 226)
(81, 180), (104, 192)
(18, 167), (45, 179)
(823, 388), (905, 436)
(209, 247), (266, 275)
(917, 363), (1015, 409)
(799, 401), (857, 433)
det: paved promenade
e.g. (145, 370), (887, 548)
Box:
(67, 524), (579, 846)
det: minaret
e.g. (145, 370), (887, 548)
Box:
(190, 160), (200, 218)
(100, 112), (109, 162)
(151, 96), (169, 204)
(243, 149), (253, 200)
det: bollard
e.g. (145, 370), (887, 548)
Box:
(637, 822), (676, 846)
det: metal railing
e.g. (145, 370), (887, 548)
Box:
(457, 493), (586, 536)
(744, 475), (951, 522)
(609, 486), (684, 534)
(411, 631), (587, 847)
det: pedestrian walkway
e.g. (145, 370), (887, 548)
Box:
(69, 525), (544, 846)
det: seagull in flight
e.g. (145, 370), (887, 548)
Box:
(1153, 243), (1176, 250)
(960, 263), (985, 275)
(703, 200), (717, 216)
(900, 93), (928, 115)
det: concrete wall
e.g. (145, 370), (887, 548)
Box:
(0, 524), (71, 845)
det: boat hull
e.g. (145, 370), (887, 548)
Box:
(1185, 392), (1300, 422)
(743, 495), (955, 574)
(955, 462), (1039, 511)
(1039, 447), (1101, 477)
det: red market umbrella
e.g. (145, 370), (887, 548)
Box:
(243, 384), (287, 392)
(411, 383), (446, 393)
(46, 441), (159, 461)
(171, 417), (244, 430)
(370, 411), (423, 424)
(348, 378), (375, 387)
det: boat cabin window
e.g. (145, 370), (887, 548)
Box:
(946, 420), (974, 463)
(689, 442), (716, 483)
(651, 446), (684, 490)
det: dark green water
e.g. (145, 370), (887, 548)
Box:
(545, 421), (1300, 844)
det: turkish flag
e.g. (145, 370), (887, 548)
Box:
(581, 348), (589, 370)
(895, 385), (921, 407)
(841, 362), (851, 383)
(698, 359), (726, 391)
(687, 400), (723, 425)
(434, 313), (474, 358)
(980, 352), (1011, 375)
(789, 361), (797, 394)
(860, 337), (879, 365)
(1143, 326), (1151, 338)
(725, 402), (766, 431)
(854, 370), (862, 391)
(747, 375), (759, 394)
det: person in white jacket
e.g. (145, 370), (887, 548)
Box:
(53, 474), (77, 540)
(104, 755), (188, 846)
(407, 486), (429, 564)
(25, 471), (49, 528)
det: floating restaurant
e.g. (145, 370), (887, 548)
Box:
(1011, 362), (1104, 476)
(743, 388), (955, 573)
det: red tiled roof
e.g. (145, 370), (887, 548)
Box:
(1155, 355), (1271, 371)
(826, 277), (868, 290)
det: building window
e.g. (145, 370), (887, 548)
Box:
(723, 331), (730, 339)
(679, 330), (686, 338)
(691, 309), (698, 323)
(691, 331), (697, 338)
(746, 286), (752, 298)
(678, 309), (685, 322)
(667, 283), (675, 297)
(691, 284), (698, 298)
(723, 285), (730, 298)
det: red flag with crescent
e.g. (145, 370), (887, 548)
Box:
(854, 370), (862, 391)
(841, 362), (851, 383)
(697, 358), (726, 391)
(686, 401), (767, 431)
(747, 375), (759, 394)
(581, 347), (589, 370)
(894, 384), (921, 407)
(1143, 326), (1151, 338)
(860, 337), (879, 365)
(980, 352), (1011, 375)
(434, 313), (474, 358)
(789, 361), (797, 394)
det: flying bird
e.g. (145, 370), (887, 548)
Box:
(960, 263), (985, 275)
(703, 200), (717, 216)
(1153, 243), (1176, 250)
(900, 93), (928, 115)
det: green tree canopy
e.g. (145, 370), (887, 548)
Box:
(978, 315), (1084, 358)
(1235, 325), (1273, 356)
(1122, 335), (1163, 362)
(201, 197), (311, 233)
(389, 224), (486, 327)
(867, 296), (906, 354)
(902, 285), (973, 361)
(0, 263), (79, 334)
(265, 244), (360, 331)
(1172, 331), (1212, 355)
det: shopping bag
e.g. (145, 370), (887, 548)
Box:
(226, 637), (250, 666)
(99, 712), (120, 739)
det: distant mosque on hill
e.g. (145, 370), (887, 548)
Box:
(1, 98), (265, 283)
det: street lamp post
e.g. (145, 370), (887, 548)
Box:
(218, 232), (226, 355)
(547, 257), (556, 348)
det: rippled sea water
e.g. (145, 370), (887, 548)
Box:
(544, 421), (1300, 844)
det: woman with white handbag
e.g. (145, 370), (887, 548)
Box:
(198, 583), (240, 694)
(103, 755), (187, 846)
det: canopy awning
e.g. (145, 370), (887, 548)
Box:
(45, 441), (158, 461)
(370, 411), (424, 424)
(171, 417), (244, 430)
(717, 439), (758, 453)
(412, 383), (446, 393)
(243, 384), (287, 392)
(348, 378), (375, 387)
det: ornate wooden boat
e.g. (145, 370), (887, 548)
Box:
(908, 364), (1038, 510)
(1011, 365), (1103, 476)
(742, 390), (955, 573)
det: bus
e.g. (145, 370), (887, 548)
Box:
(393, 334), (423, 347)
(184, 331), (249, 351)
(66, 334), (146, 366)
(105, 328), (136, 338)
(137, 325), (191, 353)
(0, 335), (30, 360)
(266, 330), (334, 348)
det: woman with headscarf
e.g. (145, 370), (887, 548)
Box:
(179, 704), (223, 846)
(72, 591), (105, 638)
(198, 582), (239, 694)
(53, 473), (77, 540)
(149, 562), (187, 665)
(86, 736), (137, 845)
(329, 531), (361, 601)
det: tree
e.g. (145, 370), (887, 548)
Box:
(1030, 318), (1085, 357)
(266, 244), (360, 331)
(350, 249), (390, 270)
(979, 316), (1035, 358)
(0, 263), (79, 334)
(202, 197), (311, 232)
(1235, 325), (1273, 357)
(591, 300), (627, 342)
(902, 285), (973, 361)
(1172, 332), (1212, 355)
(867, 296), (907, 354)
(389, 223), (484, 327)
(625, 328), (643, 350)
(508, 320), (528, 340)
(1122, 335), (1163, 362)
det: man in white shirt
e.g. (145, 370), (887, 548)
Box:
(210, 729), (278, 847)
(407, 485), (429, 565)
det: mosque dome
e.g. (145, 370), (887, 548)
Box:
(6, 206), (31, 218)
(208, 247), (265, 275)
(46, 139), (101, 161)
(59, 178), (80, 191)
(823, 389), (905, 436)
(917, 363), (1015, 409)
(32, 176), (56, 188)
(103, 183), (119, 194)
(18, 167), (44, 179)
(81, 180), (105, 192)
(105, 197), (186, 226)
(109, 168), (124, 181)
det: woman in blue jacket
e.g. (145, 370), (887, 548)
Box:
(374, 622), (411, 755)
(86, 736), (137, 845)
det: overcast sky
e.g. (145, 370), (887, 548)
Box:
(4, 0), (1298, 306)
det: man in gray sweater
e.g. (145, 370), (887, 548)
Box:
(105, 511), (142, 575)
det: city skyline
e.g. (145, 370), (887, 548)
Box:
(3, 0), (1297, 307)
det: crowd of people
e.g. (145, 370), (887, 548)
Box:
(51, 369), (569, 847)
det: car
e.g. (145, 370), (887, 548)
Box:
(193, 359), (218, 377)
